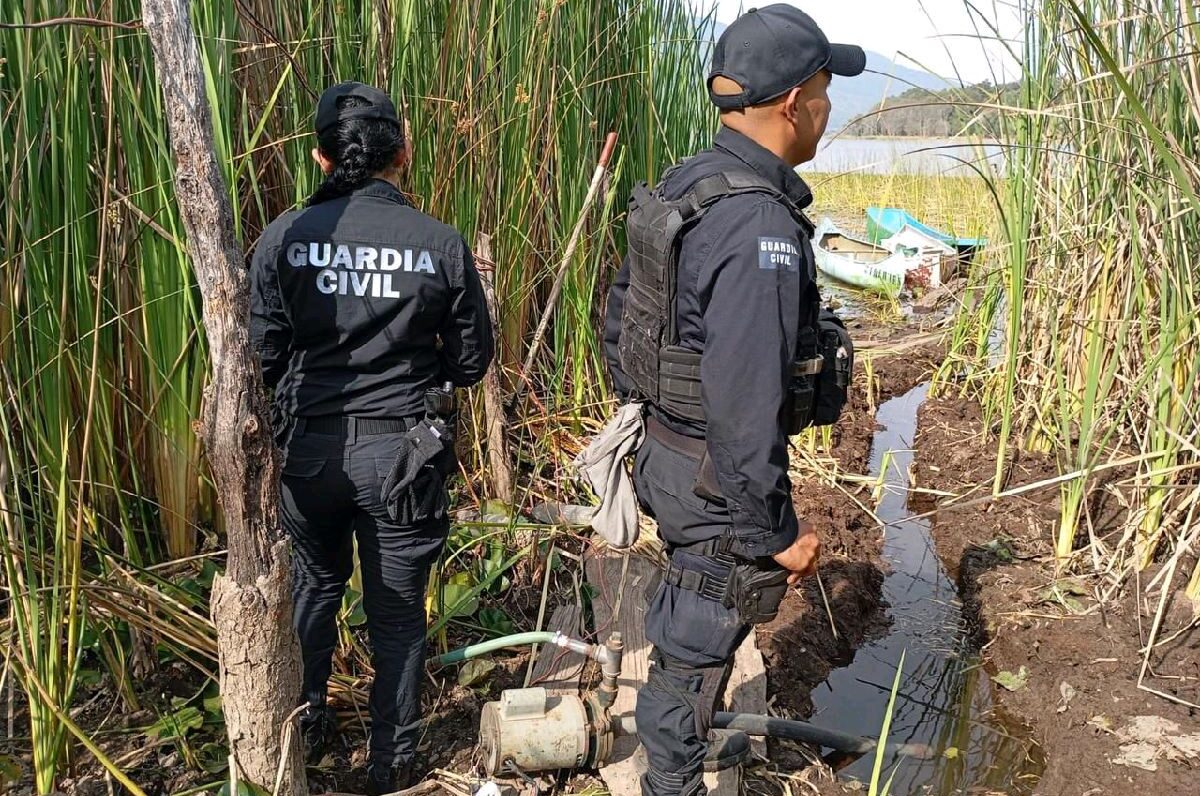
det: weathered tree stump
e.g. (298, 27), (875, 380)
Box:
(140, 1), (304, 793)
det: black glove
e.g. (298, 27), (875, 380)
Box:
(380, 419), (452, 523)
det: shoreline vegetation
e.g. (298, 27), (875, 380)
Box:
(1, 0), (1197, 794)
(828, 134), (1001, 141)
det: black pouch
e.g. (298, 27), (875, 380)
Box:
(396, 466), (448, 525)
(784, 379), (817, 435)
(727, 560), (790, 625)
(380, 420), (451, 524)
(813, 309), (854, 427)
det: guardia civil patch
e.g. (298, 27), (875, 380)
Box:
(757, 237), (800, 271)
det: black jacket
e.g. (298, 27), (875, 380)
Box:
(250, 180), (494, 418)
(604, 128), (818, 557)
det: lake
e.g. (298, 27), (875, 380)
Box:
(799, 136), (1005, 177)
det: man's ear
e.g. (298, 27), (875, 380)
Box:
(782, 86), (804, 122)
(311, 147), (334, 175)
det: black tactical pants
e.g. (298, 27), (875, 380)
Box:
(280, 418), (448, 769)
(632, 435), (750, 796)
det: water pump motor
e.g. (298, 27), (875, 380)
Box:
(478, 688), (616, 775)
(477, 632), (624, 776)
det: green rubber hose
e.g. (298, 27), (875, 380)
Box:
(432, 631), (560, 667)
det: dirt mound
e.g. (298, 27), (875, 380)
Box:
(759, 560), (889, 719)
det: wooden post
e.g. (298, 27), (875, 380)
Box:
(474, 233), (514, 504)
(140, 2), (305, 794)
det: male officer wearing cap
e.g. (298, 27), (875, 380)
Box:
(250, 81), (493, 794)
(603, 6), (864, 795)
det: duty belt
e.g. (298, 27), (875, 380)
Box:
(663, 554), (736, 603)
(662, 530), (742, 602)
(645, 414), (706, 460)
(297, 416), (418, 436)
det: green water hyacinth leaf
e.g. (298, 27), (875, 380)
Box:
(992, 667), (1029, 692)
(440, 571), (480, 619)
(77, 669), (103, 687)
(458, 658), (497, 688)
(145, 706), (205, 740)
(217, 781), (270, 796)
(479, 607), (515, 635)
(199, 743), (229, 774)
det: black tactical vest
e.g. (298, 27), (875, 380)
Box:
(617, 165), (838, 431)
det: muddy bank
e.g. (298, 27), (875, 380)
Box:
(914, 395), (1200, 796)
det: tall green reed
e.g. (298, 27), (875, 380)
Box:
(942, 1), (1199, 585)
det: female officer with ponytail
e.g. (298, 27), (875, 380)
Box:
(249, 81), (494, 794)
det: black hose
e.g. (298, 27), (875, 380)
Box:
(712, 712), (934, 760)
(616, 711), (931, 759)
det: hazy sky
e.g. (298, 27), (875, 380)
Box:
(703, 0), (1022, 84)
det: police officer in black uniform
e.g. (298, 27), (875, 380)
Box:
(249, 81), (494, 794)
(604, 8), (863, 795)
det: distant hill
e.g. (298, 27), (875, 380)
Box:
(842, 81), (1018, 137)
(709, 22), (950, 133)
(829, 52), (950, 132)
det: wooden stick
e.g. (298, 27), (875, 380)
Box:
(517, 132), (618, 395)
(474, 233), (514, 504)
(0, 16), (142, 30)
(814, 566), (840, 641)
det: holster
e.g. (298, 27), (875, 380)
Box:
(664, 541), (790, 626)
(784, 378), (817, 435)
(726, 562), (789, 625)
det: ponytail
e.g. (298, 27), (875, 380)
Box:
(308, 96), (405, 206)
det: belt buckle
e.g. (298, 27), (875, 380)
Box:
(795, 356), (824, 376)
(699, 573), (727, 603)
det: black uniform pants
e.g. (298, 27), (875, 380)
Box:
(632, 435), (750, 796)
(280, 418), (448, 768)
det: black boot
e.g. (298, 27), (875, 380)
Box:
(703, 729), (751, 772)
(298, 704), (337, 764)
(634, 729), (751, 789)
(364, 760), (418, 796)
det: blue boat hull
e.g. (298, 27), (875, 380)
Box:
(866, 206), (985, 253)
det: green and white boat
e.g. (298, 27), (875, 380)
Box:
(866, 206), (985, 255)
(811, 217), (946, 296)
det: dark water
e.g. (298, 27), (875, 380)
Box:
(811, 384), (1046, 794)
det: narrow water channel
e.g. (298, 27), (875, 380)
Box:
(812, 383), (1045, 794)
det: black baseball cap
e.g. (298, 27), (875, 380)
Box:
(708, 5), (866, 110)
(314, 81), (401, 136)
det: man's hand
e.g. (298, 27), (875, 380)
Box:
(772, 521), (820, 584)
